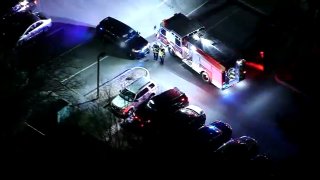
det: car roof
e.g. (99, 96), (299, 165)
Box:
(152, 87), (185, 103)
(197, 124), (223, 142)
(184, 105), (203, 115)
(99, 16), (133, 36)
(126, 76), (153, 94)
(210, 121), (232, 132)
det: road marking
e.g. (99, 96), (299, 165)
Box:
(24, 122), (46, 136)
(57, 42), (84, 57)
(237, 0), (268, 16)
(46, 26), (63, 37)
(187, 0), (209, 16)
(206, 8), (240, 31)
(156, 0), (170, 8)
(61, 56), (109, 83)
(274, 74), (307, 97)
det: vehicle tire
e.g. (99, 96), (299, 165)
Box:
(168, 47), (176, 57)
(127, 108), (135, 117)
(148, 93), (155, 100)
(201, 71), (210, 83)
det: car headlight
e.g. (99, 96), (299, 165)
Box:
(142, 43), (150, 51)
(132, 49), (140, 53)
(120, 42), (126, 47)
(236, 60), (243, 65)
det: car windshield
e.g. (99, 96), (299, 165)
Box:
(206, 125), (222, 139)
(180, 108), (197, 117)
(119, 88), (135, 102)
(122, 29), (138, 40)
(208, 125), (222, 133)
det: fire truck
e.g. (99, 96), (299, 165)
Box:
(156, 13), (246, 89)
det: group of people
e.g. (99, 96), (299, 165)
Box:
(152, 42), (166, 65)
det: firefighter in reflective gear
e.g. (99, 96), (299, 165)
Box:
(152, 43), (160, 60)
(159, 46), (166, 65)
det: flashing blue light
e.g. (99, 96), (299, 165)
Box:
(208, 125), (221, 133)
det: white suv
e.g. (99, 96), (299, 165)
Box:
(111, 76), (157, 117)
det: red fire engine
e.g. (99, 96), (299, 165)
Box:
(156, 13), (246, 89)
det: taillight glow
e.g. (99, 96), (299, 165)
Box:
(132, 115), (141, 122)
(246, 62), (264, 71)
(259, 51), (265, 59)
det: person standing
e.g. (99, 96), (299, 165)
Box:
(159, 46), (166, 65)
(152, 43), (160, 60)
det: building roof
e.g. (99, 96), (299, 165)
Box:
(162, 13), (204, 38)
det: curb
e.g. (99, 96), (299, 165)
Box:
(274, 74), (306, 96)
(237, 0), (270, 16)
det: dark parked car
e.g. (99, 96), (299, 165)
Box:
(96, 17), (150, 59)
(123, 87), (189, 133)
(195, 120), (232, 152)
(214, 136), (259, 161)
(146, 87), (189, 113)
(172, 105), (206, 133)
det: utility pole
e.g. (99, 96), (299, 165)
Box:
(97, 52), (106, 99)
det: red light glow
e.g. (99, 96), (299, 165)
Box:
(259, 51), (265, 59)
(246, 62), (264, 71)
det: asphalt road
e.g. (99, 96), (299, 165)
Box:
(38, 0), (208, 37)
(21, 0), (314, 175)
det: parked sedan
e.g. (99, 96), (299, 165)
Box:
(16, 12), (51, 46)
(195, 120), (232, 153)
(214, 136), (259, 161)
(146, 87), (189, 113)
(96, 17), (150, 59)
(1, 11), (52, 47)
(173, 105), (206, 133)
(124, 87), (189, 133)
